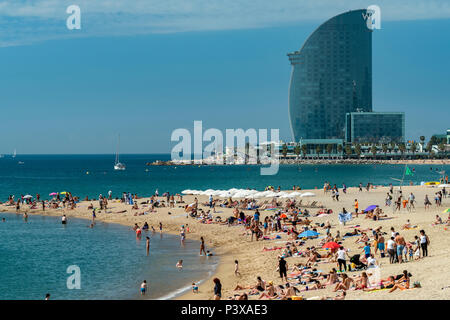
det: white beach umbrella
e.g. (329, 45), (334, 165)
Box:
(301, 192), (316, 197)
(181, 189), (192, 194)
(23, 195), (33, 199)
(290, 191), (303, 197)
(438, 184), (450, 188)
(200, 189), (215, 195)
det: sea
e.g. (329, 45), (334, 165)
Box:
(0, 213), (218, 300)
(0, 154), (447, 300)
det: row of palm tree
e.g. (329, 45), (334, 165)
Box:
(279, 140), (447, 160)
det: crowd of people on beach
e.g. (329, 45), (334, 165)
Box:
(2, 178), (448, 300)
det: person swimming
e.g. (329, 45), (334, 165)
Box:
(176, 260), (183, 269)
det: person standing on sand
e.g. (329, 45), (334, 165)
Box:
(354, 199), (359, 217)
(420, 230), (430, 257)
(213, 278), (222, 300)
(336, 246), (350, 272)
(278, 257), (288, 282)
(234, 260), (241, 277)
(200, 236), (206, 256)
(395, 233), (406, 263)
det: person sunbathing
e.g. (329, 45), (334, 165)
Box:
(299, 280), (324, 292)
(324, 269), (339, 285)
(333, 274), (354, 291)
(355, 232), (369, 243)
(389, 270), (410, 293)
(235, 276), (266, 293)
(279, 283), (300, 300)
(355, 272), (369, 291)
(305, 252), (320, 266)
(433, 215), (443, 225)
(258, 282), (278, 299)
(321, 291), (346, 300)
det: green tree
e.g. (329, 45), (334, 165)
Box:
(355, 144), (362, 159)
(370, 144), (377, 158)
(337, 144), (343, 157)
(294, 144), (301, 161)
(301, 144), (307, 158)
(315, 145), (322, 159)
(438, 143), (446, 155)
(382, 144), (388, 158)
(345, 144), (352, 158)
(398, 143), (406, 158)
(326, 144), (333, 159)
(281, 143), (288, 159)
(410, 142), (417, 158)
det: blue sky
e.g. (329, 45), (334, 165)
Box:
(0, 0), (449, 154)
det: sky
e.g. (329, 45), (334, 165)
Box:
(0, 0), (449, 154)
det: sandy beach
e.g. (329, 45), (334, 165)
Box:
(1, 184), (449, 300)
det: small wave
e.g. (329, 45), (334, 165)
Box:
(156, 268), (216, 300)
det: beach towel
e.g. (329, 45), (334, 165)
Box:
(338, 212), (352, 224)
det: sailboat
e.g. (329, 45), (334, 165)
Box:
(114, 135), (126, 170)
(12, 149), (16, 158)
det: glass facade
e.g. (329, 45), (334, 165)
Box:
(288, 9), (372, 141)
(345, 112), (405, 144)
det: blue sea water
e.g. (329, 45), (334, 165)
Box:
(0, 213), (217, 300)
(0, 154), (447, 201)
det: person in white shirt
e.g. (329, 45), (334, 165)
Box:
(367, 254), (377, 268)
(336, 247), (350, 272)
(387, 237), (396, 264)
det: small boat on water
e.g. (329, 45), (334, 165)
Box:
(114, 135), (126, 171)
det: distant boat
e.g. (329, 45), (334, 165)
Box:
(12, 149), (16, 158)
(18, 161), (24, 165)
(114, 135), (126, 171)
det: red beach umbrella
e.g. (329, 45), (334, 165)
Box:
(322, 242), (340, 250)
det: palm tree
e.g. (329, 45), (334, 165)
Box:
(337, 144), (343, 158)
(326, 144), (333, 159)
(398, 143), (406, 159)
(315, 145), (322, 159)
(281, 143), (287, 159)
(345, 144), (352, 159)
(370, 144), (377, 159)
(355, 144), (362, 159)
(301, 144), (307, 159)
(382, 144), (388, 159)
(426, 141), (434, 158)
(410, 142), (417, 159)
(294, 144), (301, 162)
(438, 143), (446, 157)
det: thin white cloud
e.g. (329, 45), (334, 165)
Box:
(1, 0), (450, 47)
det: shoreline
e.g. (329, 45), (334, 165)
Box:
(0, 209), (218, 301)
(2, 184), (449, 300)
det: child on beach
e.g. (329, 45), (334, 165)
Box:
(234, 260), (241, 276)
(192, 283), (198, 293)
(140, 280), (147, 295)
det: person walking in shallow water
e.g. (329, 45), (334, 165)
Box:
(200, 236), (207, 256)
